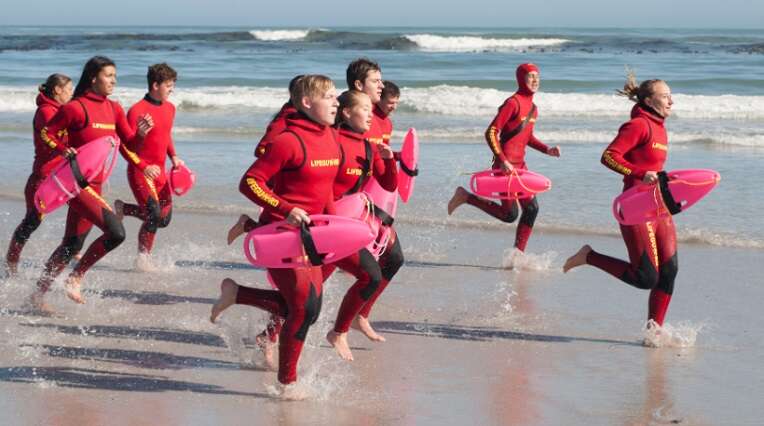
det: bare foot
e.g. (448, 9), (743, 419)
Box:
(227, 214), (251, 245)
(326, 330), (354, 361)
(27, 291), (55, 315)
(114, 199), (125, 221)
(447, 186), (470, 215)
(563, 245), (592, 273)
(64, 275), (86, 304)
(255, 333), (278, 371)
(4, 261), (18, 277)
(210, 278), (238, 323)
(352, 315), (386, 342)
(278, 382), (309, 401)
(135, 252), (157, 272)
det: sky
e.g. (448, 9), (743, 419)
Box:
(1, 0), (762, 28)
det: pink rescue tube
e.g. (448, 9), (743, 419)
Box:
(612, 168), (720, 225)
(363, 176), (398, 219)
(242, 214), (375, 269)
(397, 128), (419, 203)
(34, 135), (120, 214)
(169, 164), (196, 196)
(335, 192), (386, 258)
(469, 168), (551, 200)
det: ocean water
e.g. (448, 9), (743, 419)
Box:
(1, 26), (761, 249)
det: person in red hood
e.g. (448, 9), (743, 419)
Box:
(563, 74), (677, 335)
(447, 63), (561, 257)
(4, 74), (73, 276)
(344, 57), (405, 341)
(210, 75), (341, 398)
(29, 56), (153, 312)
(115, 63), (184, 271)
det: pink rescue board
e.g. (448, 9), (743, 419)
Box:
(397, 128), (419, 203)
(242, 214), (375, 269)
(613, 169), (720, 225)
(469, 168), (551, 200)
(334, 192), (392, 259)
(169, 164), (196, 196)
(34, 135), (120, 214)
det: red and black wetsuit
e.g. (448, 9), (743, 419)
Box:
(233, 112), (341, 385)
(121, 94), (177, 253)
(35, 90), (145, 291)
(254, 102), (297, 158)
(586, 104), (677, 326)
(353, 105), (405, 320)
(464, 63), (549, 252)
(322, 124), (397, 334)
(5, 92), (67, 268)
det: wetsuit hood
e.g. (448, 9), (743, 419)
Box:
(516, 63), (539, 96)
(80, 90), (108, 103)
(337, 123), (365, 140)
(631, 103), (665, 125)
(36, 91), (60, 108)
(286, 111), (331, 133)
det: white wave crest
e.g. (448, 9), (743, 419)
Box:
(404, 34), (569, 52)
(401, 85), (764, 120)
(249, 30), (309, 41)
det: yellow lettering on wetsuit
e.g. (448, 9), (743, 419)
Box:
(246, 177), (279, 207)
(486, 126), (503, 156)
(368, 137), (384, 145)
(646, 222), (659, 267)
(92, 122), (116, 130)
(652, 142), (668, 151)
(602, 150), (632, 175)
(346, 167), (363, 176)
(40, 127), (58, 149)
(310, 158), (340, 168)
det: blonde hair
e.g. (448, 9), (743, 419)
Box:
(290, 74), (334, 110)
(617, 67), (664, 104)
(335, 90), (370, 126)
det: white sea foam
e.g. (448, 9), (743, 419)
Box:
(404, 34), (569, 52)
(642, 321), (703, 348)
(248, 30), (310, 41)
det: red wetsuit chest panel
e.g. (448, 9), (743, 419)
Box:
(128, 96), (176, 167)
(497, 95), (538, 164)
(334, 126), (375, 197)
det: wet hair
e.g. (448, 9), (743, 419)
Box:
(73, 55), (116, 98)
(38, 73), (71, 99)
(335, 90), (370, 126)
(617, 69), (664, 104)
(381, 80), (400, 100)
(346, 58), (381, 90)
(290, 75), (334, 111)
(147, 63), (177, 89)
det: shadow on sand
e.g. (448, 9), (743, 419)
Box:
(373, 321), (643, 347)
(0, 366), (268, 397)
(20, 323), (227, 348)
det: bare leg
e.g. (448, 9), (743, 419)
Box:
(447, 186), (470, 215)
(255, 332), (278, 371)
(352, 315), (386, 342)
(210, 278), (238, 322)
(563, 245), (592, 273)
(326, 330), (354, 361)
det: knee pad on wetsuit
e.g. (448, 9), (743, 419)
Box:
(13, 211), (43, 242)
(103, 212), (126, 250)
(381, 238), (404, 281)
(144, 198), (162, 233)
(657, 254), (678, 295)
(359, 250), (383, 300)
(519, 197), (539, 227)
(157, 209), (172, 229)
(294, 283), (322, 341)
(626, 252), (660, 290)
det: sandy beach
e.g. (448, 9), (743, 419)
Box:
(2, 197), (760, 425)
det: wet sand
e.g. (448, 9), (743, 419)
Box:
(1, 199), (762, 425)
